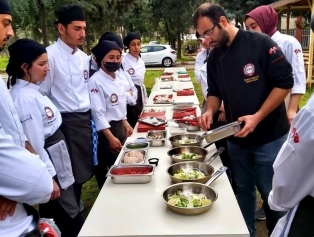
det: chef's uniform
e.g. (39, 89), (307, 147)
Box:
(195, 48), (209, 84)
(269, 93), (314, 237)
(40, 38), (94, 198)
(89, 67), (128, 187)
(11, 79), (82, 237)
(271, 31), (306, 108)
(122, 52), (147, 127)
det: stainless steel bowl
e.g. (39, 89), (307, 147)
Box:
(167, 161), (214, 184)
(146, 130), (167, 147)
(162, 166), (227, 215)
(107, 165), (155, 184)
(119, 150), (147, 165)
(169, 134), (203, 147)
(167, 146), (208, 163)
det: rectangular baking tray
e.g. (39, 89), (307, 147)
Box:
(142, 108), (166, 113)
(123, 142), (150, 150)
(202, 121), (242, 143)
(153, 94), (173, 104)
(146, 130), (167, 147)
(172, 101), (194, 110)
(107, 165), (155, 184)
(118, 150), (147, 165)
(138, 117), (166, 127)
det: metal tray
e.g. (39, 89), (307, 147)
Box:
(138, 117), (166, 127)
(146, 130), (167, 147)
(107, 165), (155, 184)
(172, 101), (194, 110)
(123, 142), (150, 150)
(202, 121), (242, 143)
(119, 150), (147, 165)
(178, 122), (200, 132)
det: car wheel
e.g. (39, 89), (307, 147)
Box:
(162, 57), (173, 67)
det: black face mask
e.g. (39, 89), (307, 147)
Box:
(103, 62), (120, 72)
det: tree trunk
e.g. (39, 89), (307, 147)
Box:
(177, 32), (181, 59)
(39, 0), (49, 46)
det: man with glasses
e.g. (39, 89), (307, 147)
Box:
(194, 3), (293, 237)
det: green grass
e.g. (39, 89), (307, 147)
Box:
(176, 56), (196, 62)
(0, 56), (8, 72)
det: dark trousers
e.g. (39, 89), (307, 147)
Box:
(288, 195), (314, 237)
(39, 200), (84, 237)
(127, 85), (143, 128)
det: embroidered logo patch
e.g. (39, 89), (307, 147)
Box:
(20, 114), (33, 124)
(291, 127), (300, 143)
(84, 70), (88, 80)
(44, 107), (54, 119)
(294, 49), (301, 55)
(128, 68), (135, 75)
(243, 63), (255, 77)
(110, 93), (118, 103)
(90, 88), (99, 93)
(269, 46), (278, 54)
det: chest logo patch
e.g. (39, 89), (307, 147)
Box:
(110, 93), (118, 103)
(269, 46), (278, 55)
(90, 88), (99, 93)
(291, 127), (300, 143)
(44, 107), (54, 119)
(243, 63), (255, 77)
(128, 68), (135, 75)
(84, 70), (88, 80)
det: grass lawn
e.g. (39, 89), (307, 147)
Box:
(0, 56), (8, 71)
(176, 55), (196, 62)
(80, 69), (313, 237)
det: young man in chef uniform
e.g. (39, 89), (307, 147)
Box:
(0, 0), (53, 236)
(40, 4), (94, 205)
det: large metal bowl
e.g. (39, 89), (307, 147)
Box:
(162, 166), (227, 215)
(167, 161), (214, 184)
(169, 134), (203, 147)
(167, 146), (208, 163)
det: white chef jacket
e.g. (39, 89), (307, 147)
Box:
(269, 94), (314, 237)
(200, 62), (208, 99)
(88, 56), (138, 105)
(122, 53), (146, 86)
(89, 68), (127, 131)
(0, 77), (25, 147)
(11, 79), (61, 177)
(116, 68), (138, 105)
(194, 49), (208, 84)
(40, 38), (90, 113)
(271, 31), (306, 107)
(0, 123), (52, 237)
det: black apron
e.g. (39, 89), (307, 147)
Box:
(43, 128), (80, 218)
(23, 204), (42, 237)
(288, 195), (314, 237)
(60, 111), (94, 184)
(127, 85), (143, 128)
(98, 120), (127, 168)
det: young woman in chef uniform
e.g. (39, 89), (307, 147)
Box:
(122, 32), (147, 128)
(8, 39), (83, 237)
(89, 40), (133, 183)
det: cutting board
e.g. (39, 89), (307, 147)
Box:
(172, 108), (197, 119)
(137, 113), (166, 132)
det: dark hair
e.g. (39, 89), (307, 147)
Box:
(193, 3), (229, 28)
(7, 60), (36, 88)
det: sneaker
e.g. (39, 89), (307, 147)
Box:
(79, 200), (84, 212)
(256, 206), (266, 221)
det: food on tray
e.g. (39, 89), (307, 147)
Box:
(173, 169), (206, 179)
(175, 138), (198, 144)
(167, 190), (211, 208)
(141, 117), (164, 125)
(148, 134), (164, 139)
(143, 108), (166, 113)
(112, 169), (151, 175)
(125, 143), (148, 149)
(171, 153), (202, 160)
(123, 151), (145, 163)
(151, 117), (159, 124)
(183, 115), (196, 120)
(154, 95), (172, 103)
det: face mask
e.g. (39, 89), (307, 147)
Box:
(103, 62), (120, 72)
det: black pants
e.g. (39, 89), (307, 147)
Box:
(95, 120), (127, 189)
(288, 195), (314, 237)
(127, 85), (143, 128)
(39, 200), (84, 237)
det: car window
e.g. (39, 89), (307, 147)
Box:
(141, 47), (149, 53)
(152, 46), (166, 52)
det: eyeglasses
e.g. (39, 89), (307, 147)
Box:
(199, 25), (216, 40)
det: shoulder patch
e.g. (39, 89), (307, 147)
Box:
(20, 114), (33, 124)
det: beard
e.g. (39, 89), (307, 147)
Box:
(216, 28), (230, 47)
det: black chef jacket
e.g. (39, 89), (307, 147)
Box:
(207, 29), (294, 147)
